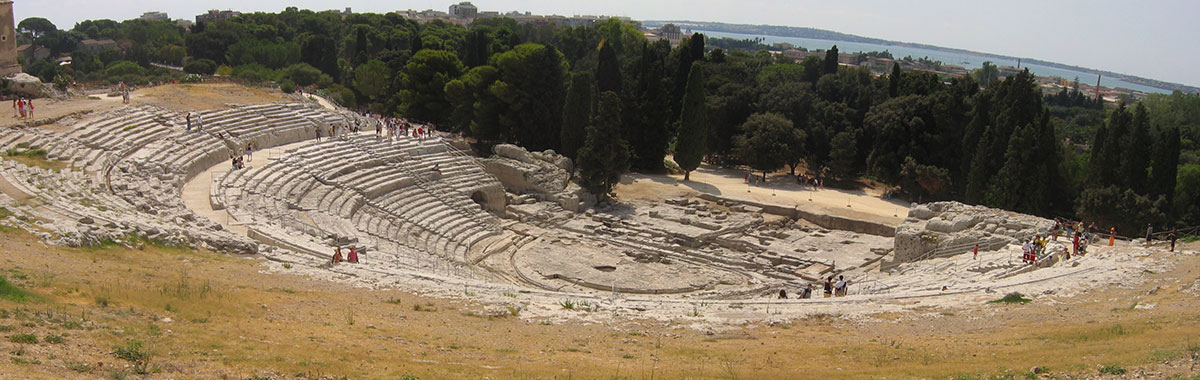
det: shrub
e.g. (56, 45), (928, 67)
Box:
(112, 340), (151, 373)
(0, 275), (35, 302)
(44, 334), (64, 344)
(215, 65), (234, 77)
(9, 333), (38, 344)
(280, 63), (332, 87)
(1098, 364), (1126, 375)
(279, 79), (297, 94)
(988, 292), (1031, 304)
(104, 61), (147, 77)
(184, 59), (218, 75)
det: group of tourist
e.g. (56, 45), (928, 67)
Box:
(776, 275), (849, 300)
(11, 98), (34, 119)
(331, 245), (361, 264)
(1021, 236), (1049, 265)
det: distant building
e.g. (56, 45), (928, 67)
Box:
(175, 19), (194, 30)
(196, 9), (241, 24)
(0, 0), (18, 76)
(449, 2), (477, 19)
(140, 11), (169, 21)
(660, 24), (682, 44)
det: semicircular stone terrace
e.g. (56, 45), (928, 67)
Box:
(0, 99), (1161, 307)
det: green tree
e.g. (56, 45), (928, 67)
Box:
(353, 59), (391, 101)
(595, 40), (622, 94)
(399, 49), (465, 125)
(490, 43), (568, 151)
(734, 113), (806, 180)
(627, 40), (672, 171)
(888, 63), (901, 98)
(1120, 103), (1151, 193)
(1151, 126), (1181, 207)
(17, 17), (56, 60)
(975, 61), (999, 88)
(1176, 164), (1200, 225)
(445, 65), (500, 136)
(823, 45), (840, 76)
(828, 130), (858, 179)
(674, 62), (707, 181)
(561, 71), (593, 162)
(576, 91), (631, 200)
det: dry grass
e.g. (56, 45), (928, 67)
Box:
(0, 228), (1197, 379)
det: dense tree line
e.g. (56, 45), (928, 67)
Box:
(13, 10), (1198, 229)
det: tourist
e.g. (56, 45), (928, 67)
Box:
(25, 99), (32, 119)
(1169, 228), (1178, 253)
(10, 99), (16, 118)
(196, 113), (204, 131)
(1051, 221), (1059, 241)
(834, 276), (848, 297)
(332, 247), (343, 264)
(801, 284), (813, 299)
(1063, 246), (1070, 260)
(186, 113), (192, 131)
(347, 245), (359, 263)
(246, 142), (254, 160)
(973, 244), (979, 260)
(823, 277), (833, 298)
(1145, 224), (1154, 248)
(777, 289), (787, 299)
(17, 98), (25, 118)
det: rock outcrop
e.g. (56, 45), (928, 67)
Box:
(482, 144), (592, 211)
(892, 201), (1054, 264)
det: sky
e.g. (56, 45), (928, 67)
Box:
(14, 0), (1200, 87)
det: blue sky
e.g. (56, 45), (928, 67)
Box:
(15, 0), (1200, 87)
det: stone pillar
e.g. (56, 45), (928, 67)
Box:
(0, 1), (19, 76)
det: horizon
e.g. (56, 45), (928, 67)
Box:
(13, 0), (1200, 88)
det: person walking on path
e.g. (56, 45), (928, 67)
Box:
(973, 244), (979, 260)
(1169, 228), (1178, 253)
(1146, 224), (1154, 248)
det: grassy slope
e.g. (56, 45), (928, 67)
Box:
(0, 228), (1197, 379)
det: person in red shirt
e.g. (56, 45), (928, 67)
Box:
(347, 245), (359, 263)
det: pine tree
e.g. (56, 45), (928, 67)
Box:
(576, 91), (631, 200)
(561, 71), (593, 163)
(674, 62), (707, 181)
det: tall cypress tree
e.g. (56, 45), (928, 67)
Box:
(576, 91), (631, 200)
(823, 45), (840, 75)
(1121, 103), (1151, 193)
(595, 40), (622, 95)
(561, 71), (593, 163)
(888, 62), (902, 98)
(1150, 125), (1181, 207)
(675, 62), (707, 181)
(630, 40), (671, 171)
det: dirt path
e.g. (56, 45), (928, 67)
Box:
(616, 163), (909, 226)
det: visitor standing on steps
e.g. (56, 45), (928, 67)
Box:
(823, 277), (833, 298)
(347, 245), (359, 263)
(332, 247), (343, 264)
(973, 244), (979, 260)
(801, 284), (813, 299)
(834, 275), (848, 297)
(25, 99), (32, 119)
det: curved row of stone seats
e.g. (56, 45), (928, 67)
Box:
(216, 132), (502, 264)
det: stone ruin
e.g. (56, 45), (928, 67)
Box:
(890, 201), (1055, 265)
(0, 97), (1137, 308)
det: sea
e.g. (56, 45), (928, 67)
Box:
(695, 30), (1169, 94)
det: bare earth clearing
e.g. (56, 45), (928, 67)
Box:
(0, 83), (1197, 379)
